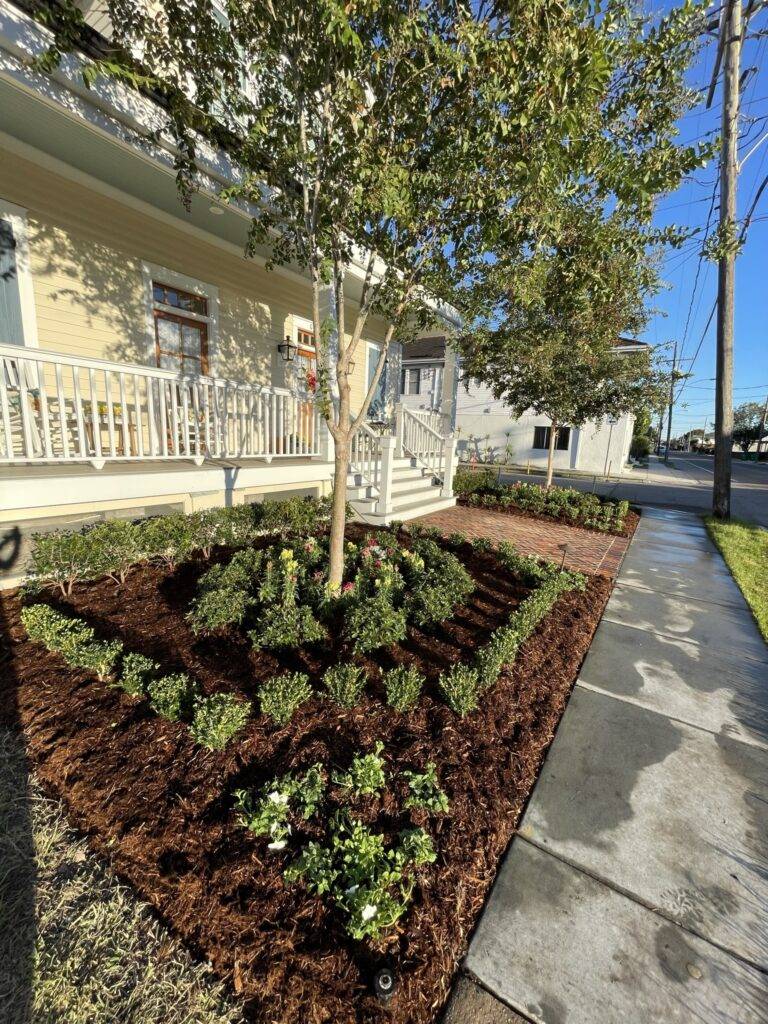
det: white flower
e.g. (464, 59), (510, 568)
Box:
(268, 839), (287, 851)
(361, 904), (378, 922)
(345, 884), (359, 896)
(268, 791), (289, 805)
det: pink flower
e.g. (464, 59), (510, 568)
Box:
(342, 581), (355, 593)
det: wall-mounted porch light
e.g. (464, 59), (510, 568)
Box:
(278, 335), (298, 362)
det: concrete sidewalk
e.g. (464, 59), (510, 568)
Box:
(446, 507), (768, 1024)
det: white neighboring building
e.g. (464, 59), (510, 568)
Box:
(400, 337), (648, 477)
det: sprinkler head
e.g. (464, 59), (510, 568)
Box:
(373, 966), (396, 1002)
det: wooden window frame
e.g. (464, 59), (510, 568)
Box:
(153, 307), (210, 376)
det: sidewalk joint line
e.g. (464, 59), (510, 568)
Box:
(574, 679), (768, 752)
(515, 834), (768, 978)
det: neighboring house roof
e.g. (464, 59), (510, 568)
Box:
(401, 336), (448, 362)
(401, 335), (649, 367)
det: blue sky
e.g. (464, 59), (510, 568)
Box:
(644, 2), (768, 438)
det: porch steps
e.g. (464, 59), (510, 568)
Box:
(341, 457), (456, 525)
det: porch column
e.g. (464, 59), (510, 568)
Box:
(377, 435), (396, 518)
(441, 434), (457, 498)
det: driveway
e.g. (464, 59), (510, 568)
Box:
(499, 453), (768, 527)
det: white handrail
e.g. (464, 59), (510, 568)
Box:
(349, 419), (382, 494)
(0, 343), (318, 464)
(400, 405), (446, 482)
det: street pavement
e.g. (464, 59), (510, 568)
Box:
(499, 452), (768, 527)
(445, 506), (768, 1024)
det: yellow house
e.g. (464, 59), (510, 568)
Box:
(0, 0), (456, 584)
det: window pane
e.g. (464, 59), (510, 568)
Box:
(153, 281), (208, 316)
(156, 317), (181, 347)
(557, 427), (571, 451)
(408, 368), (420, 395)
(182, 324), (203, 357)
(158, 351), (181, 372)
(533, 426), (547, 450)
(0, 219), (24, 346)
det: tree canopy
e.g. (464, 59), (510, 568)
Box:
(31, 0), (711, 575)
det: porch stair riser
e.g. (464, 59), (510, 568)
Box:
(336, 457), (456, 524)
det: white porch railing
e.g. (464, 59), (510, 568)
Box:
(0, 344), (319, 465)
(399, 404), (453, 484)
(409, 407), (448, 435)
(350, 420), (382, 495)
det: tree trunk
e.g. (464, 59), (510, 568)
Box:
(328, 434), (350, 590)
(545, 420), (558, 490)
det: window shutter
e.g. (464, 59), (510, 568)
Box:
(0, 219), (25, 346)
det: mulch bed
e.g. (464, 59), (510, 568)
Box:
(0, 528), (612, 1024)
(457, 496), (641, 540)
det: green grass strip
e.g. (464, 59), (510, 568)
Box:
(705, 516), (768, 644)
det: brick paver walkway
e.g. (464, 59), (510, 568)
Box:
(415, 505), (630, 577)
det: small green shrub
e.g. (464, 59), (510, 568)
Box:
(235, 763), (325, 848)
(84, 519), (145, 585)
(284, 811), (428, 940)
(453, 467), (497, 496)
(25, 529), (101, 596)
(383, 664), (423, 712)
(398, 827), (437, 865)
(322, 662), (368, 708)
(403, 762), (449, 813)
(470, 536), (493, 553)
(190, 692), (251, 749)
(187, 548), (263, 634)
(345, 595), (407, 653)
(258, 672), (313, 725)
(333, 741), (386, 796)
(438, 663), (481, 716)
(251, 602), (326, 650)
(21, 604), (122, 681)
(117, 652), (158, 697)
(446, 532), (468, 547)
(138, 514), (195, 569)
(147, 673), (199, 721)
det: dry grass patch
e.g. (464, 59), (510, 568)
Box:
(0, 728), (245, 1024)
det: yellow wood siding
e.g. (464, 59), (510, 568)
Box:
(0, 148), (393, 413)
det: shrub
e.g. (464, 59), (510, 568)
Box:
(398, 827), (437, 865)
(438, 663), (481, 716)
(83, 519), (145, 585)
(147, 673), (199, 721)
(235, 763), (325, 848)
(333, 741), (387, 796)
(446, 531), (468, 547)
(251, 602), (326, 650)
(470, 536), (493, 553)
(383, 664), (423, 712)
(322, 662), (367, 708)
(285, 811), (427, 940)
(258, 495), (334, 538)
(187, 548), (263, 634)
(406, 542), (473, 626)
(21, 604), (122, 681)
(190, 692), (251, 749)
(258, 672), (313, 725)
(117, 652), (158, 697)
(403, 762), (449, 813)
(138, 513), (196, 569)
(453, 466), (497, 497)
(25, 529), (101, 596)
(345, 595), (407, 653)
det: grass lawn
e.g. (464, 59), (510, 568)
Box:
(0, 729), (244, 1024)
(706, 517), (768, 642)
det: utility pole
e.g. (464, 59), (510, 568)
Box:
(655, 409), (665, 456)
(712, 0), (742, 518)
(664, 340), (677, 462)
(757, 393), (768, 458)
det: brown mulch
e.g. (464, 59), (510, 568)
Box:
(0, 530), (612, 1024)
